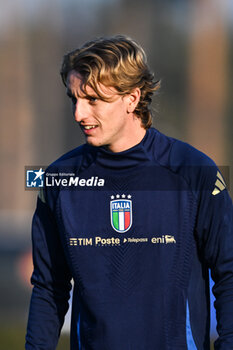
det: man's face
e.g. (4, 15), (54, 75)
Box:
(66, 70), (142, 152)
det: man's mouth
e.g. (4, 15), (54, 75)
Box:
(81, 125), (98, 135)
(83, 125), (97, 130)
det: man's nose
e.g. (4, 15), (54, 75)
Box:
(73, 98), (89, 123)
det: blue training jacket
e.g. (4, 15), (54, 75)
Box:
(26, 128), (233, 350)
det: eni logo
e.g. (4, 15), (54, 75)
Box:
(110, 194), (132, 233)
(151, 235), (176, 244)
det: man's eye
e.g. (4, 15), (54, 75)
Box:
(88, 96), (98, 103)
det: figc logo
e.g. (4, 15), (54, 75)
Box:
(110, 194), (132, 233)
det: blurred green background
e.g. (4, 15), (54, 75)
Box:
(0, 0), (233, 348)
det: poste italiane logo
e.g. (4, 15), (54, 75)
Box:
(110, 194), (132, 233)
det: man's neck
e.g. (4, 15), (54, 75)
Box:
(107, 127), (147, 153)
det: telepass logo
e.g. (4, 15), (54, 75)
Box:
(110, 194), (132, 233)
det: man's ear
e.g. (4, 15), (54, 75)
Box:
(127, 88), (141, 113)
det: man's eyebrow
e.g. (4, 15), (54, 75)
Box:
(66, 89), (99, 101)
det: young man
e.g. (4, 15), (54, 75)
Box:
(26, 36), (233, 349)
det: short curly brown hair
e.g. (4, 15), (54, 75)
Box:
(60, 35), (160, 129)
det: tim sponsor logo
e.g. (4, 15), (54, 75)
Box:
(69, 236), (120, 246)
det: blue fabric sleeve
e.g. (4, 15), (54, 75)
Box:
(25, 195), (72, 349)
(169, 139), (233, 348)
(195, 170), (233, 349)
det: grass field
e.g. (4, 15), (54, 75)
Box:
(0, 325), (69, 350)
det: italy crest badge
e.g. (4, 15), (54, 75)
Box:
(110, 194), (132, 233)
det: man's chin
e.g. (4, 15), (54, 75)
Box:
(85, 137), (103, 148)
